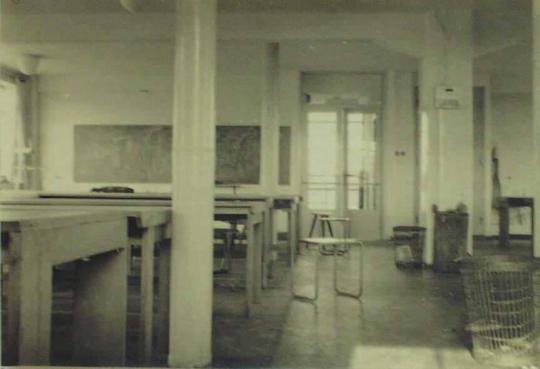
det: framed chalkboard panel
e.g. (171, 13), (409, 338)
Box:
(216, 125), (261, 184)
(74, 125), (172, 183)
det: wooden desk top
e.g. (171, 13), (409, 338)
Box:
(0, 205), (172, 229)
(0, 208), (124, 232)
(34, 192), (300, 203)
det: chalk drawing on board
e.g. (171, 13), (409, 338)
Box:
(279, 126), (291, 185)
(74, 125), (172, 183)
(216, 125), (261, 184)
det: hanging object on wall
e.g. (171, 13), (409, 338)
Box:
(491, 146), (502, 209)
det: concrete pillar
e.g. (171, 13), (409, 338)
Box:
(382, 70), (397, 239)
(418, 5), (474, 264)
(169, 0), (216, 367)
(418, 13), (444, 265)
(533, 0), (540, 257)
(262, 42), (280, 194)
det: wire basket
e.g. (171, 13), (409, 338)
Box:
(460, 255), (535, 367)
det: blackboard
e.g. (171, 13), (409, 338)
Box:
(279, 126), (291, 185)
(74, 124), (261, 185)
(74, 125), (172, 183)
(215, 125), (261, 184)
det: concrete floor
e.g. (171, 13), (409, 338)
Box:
(211, 239), (537, 369)
(3, 239), (537, 368)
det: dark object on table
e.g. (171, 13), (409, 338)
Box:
(91, 186), (135, 193)
(433, 204), (468, 273)
(497, 196), (533, 248)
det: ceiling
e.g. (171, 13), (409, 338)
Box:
(0, 0), (534, 82)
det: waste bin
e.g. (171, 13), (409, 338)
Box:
(392, 226), (425, 267)
(433, 205), (468, 273)
(460, 255), (535, 367)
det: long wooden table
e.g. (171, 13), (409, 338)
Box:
(0, 208), (128, 366)
(39, 192), (302, 277)
(0, 196), (267, 363)
(0, 202), (171, 364)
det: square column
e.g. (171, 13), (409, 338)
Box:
(169, 0), (217, 367)
(418, 5), (474, 264)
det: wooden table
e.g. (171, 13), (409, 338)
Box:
(215, 194), (302, 280)
(39, 192), (302, 281)
(0, 201), (172, 364)
(1, 196), (266, 362)
(0, 208), (129, 366)
(498, 197), (534, 248)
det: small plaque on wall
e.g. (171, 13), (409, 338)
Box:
(215, 125), (261, 184)
(435, 85), (460, 109)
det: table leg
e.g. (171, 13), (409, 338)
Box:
(253, 221), (263, 304)
(73, 249), (128, 366)
(262, 209), (272, 289)
(245, 219), (254, 317)
(287, 209), (293, 267)
(7, 231), (52, 365)
(291, 242), (319, 301)
(290, 206), (298, 266)
(157, 240), (171, 360)
(499, 205), (510, 248)
(140, 226), (157, 363)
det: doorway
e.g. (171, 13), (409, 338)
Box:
(303, 105), (382, 239)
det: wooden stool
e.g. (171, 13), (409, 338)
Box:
(292, 237), (364, 302)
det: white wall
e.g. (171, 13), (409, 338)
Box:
(490, 92), (533, 234)
(40, 40), (267, 192)
(382, 71), (416, 238)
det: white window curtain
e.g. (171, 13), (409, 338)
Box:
(0, 78), (26, 189)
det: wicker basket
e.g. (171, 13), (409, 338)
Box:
(460, 255), (535, 367)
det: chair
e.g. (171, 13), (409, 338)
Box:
(291, 237), (364, 302)
(307, 212), (351, 255)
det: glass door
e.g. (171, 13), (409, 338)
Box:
(304, 107), (382, 240)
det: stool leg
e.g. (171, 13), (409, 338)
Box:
(308, 214), (319, 237)
(292, 242), (320, 301)
(327, 220), (334, 237)
(320, 220), (334, 255)
(334, 242), (363, 299)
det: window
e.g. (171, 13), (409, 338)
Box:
(0, 80), (22, 189)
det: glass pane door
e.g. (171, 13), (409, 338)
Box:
(304, 107), (381, 239)
(346, 111), (379, 211)
(306, 111), (338, 211)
